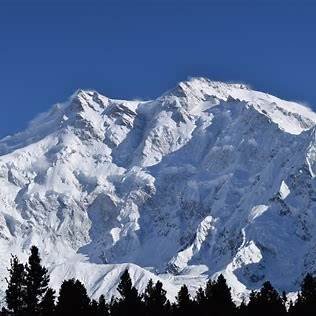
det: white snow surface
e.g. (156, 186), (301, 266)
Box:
(1, 77), (316, 303)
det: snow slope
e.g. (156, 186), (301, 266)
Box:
(1, 77), (316, 303)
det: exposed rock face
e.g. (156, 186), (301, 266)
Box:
(1, 77), (316, 302)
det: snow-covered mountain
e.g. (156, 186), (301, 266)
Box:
(1, 77), (316, 303)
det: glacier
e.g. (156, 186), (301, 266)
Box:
(1, 77), (316, 303)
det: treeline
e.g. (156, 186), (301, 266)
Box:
(2, 247), (316, 316)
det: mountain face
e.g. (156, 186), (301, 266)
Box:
(1, 77), (316, 302)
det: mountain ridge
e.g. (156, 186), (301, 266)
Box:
(0, 77), (316, 303)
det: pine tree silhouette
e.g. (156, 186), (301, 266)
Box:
(5, 255), (26, 316)
(175, 284), (193, 316)
(204, 274), (235, 316)
(143, 279), (168, 316)
(90, 299), (99, 315)
(25, 246), (50, 316)
(290, 273), (316, 316)
(236, 300), (247, 316)
(112, 269), (143, 316)
(97, 294), (110, 316)
(11, 245), (316, 316)
(56, 278), (91, 316)
(195, 286), (207, 316)
(247, 281), (286, 316)
(39, 288), (55, 316)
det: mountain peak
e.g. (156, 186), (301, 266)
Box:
(160, 77), (316, 135)
(1, 78), (316, 303)
(163, 77), (250, 99)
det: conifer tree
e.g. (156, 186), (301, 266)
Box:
(109, 296), (120, 316)
(90, 299), (99, 316)
(236, 300), (247, 316)
(247, 281), (286, 316)
(117, 270), (137, 301)
(25, 246), (50, 316)
(195, 286), (206, 305)
(143, 279), (168, 316)
(204, 274), (235, 316)
(288, 299), (295, 316)
(164, 300), (172, 316)
(97, 294), (109, 316)
(301, 273), (316, 303)
(39, 288), (55, 316)
(195, 287), (207, 316)
(215, 274), (235, 315)
(56, 278), (91, 316)
(113, 269), (143, 316)
(291, 273), (316, 316)
(5, 255), (26, 316)
(176, 285), (193, 316)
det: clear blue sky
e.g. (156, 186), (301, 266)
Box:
(1, 0), (316, 137)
